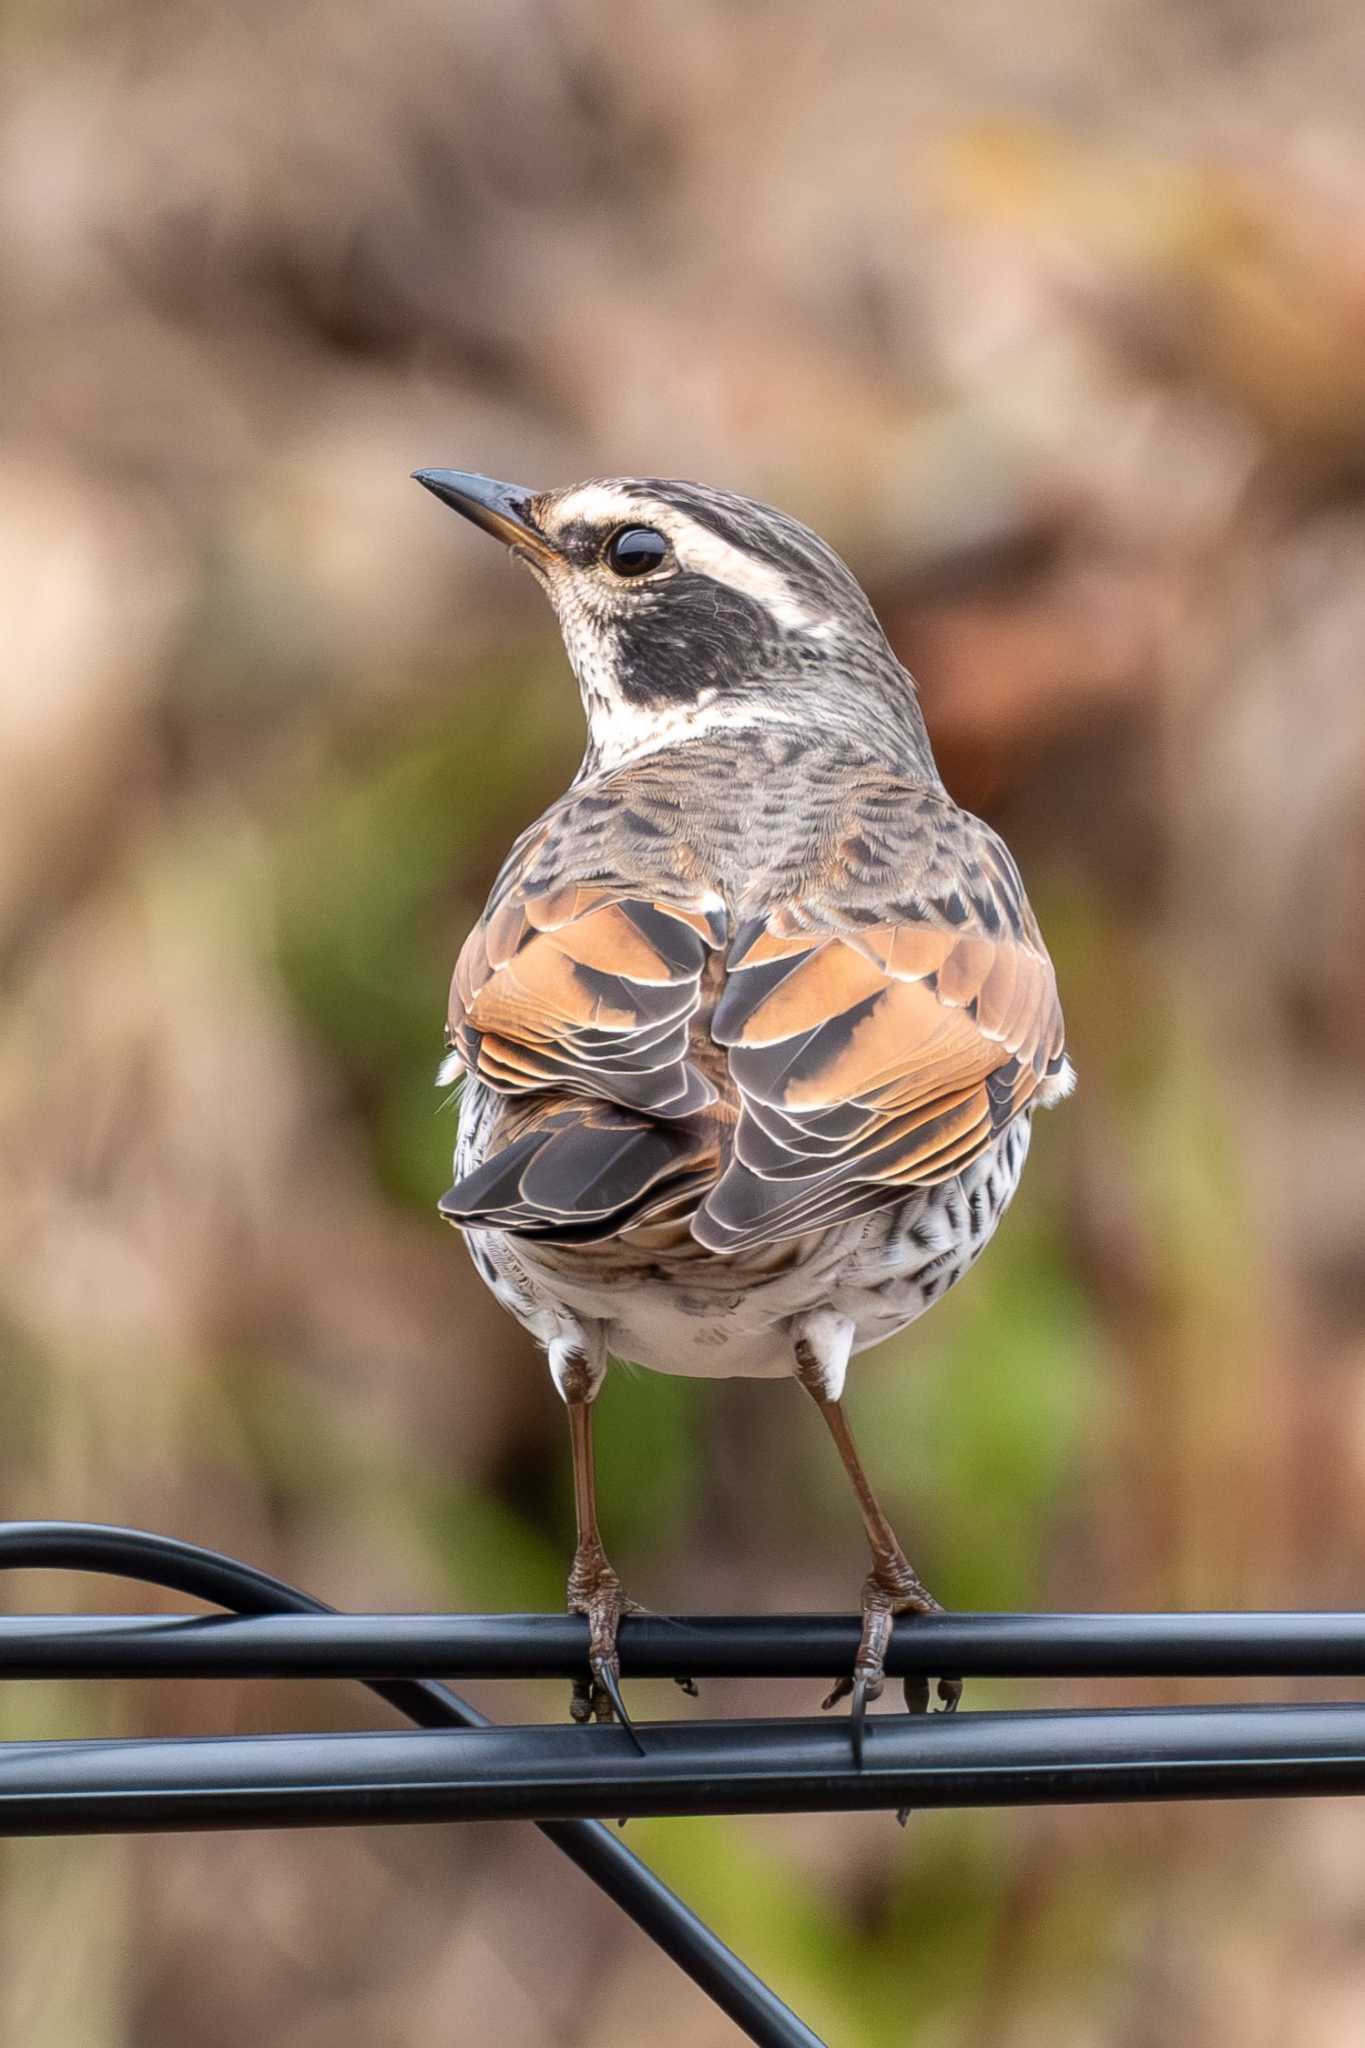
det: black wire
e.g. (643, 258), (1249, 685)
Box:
(0, 1522), (824, 2048)
(3, 1607), (1365, 1680)
(6, 1700), (1365, 1827)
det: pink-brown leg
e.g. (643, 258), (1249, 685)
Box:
(564, 1392), (643, 1749)
(553, 1337), (644, 1752)
(795, 1332), (960, 1765)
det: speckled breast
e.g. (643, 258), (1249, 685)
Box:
(455, 1079), (1033, 1381)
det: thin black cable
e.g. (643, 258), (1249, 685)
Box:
(5, 1701), (1365, 1829)
(4, 1607), (1365, 1680)
(0, 1522), (823, 2048)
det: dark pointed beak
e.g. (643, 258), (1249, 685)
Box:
(412, 468), (559, 565)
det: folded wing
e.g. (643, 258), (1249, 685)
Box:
(695, 822), (1069, 1252)
(441, 873), (725, 1237)
(450, 882), (724, 1117)
(438, 1095), (716, 1243)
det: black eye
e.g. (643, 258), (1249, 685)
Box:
(604, 526), (668, 577)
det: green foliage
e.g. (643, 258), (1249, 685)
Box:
(634, 1807), (1009, 2043)
(221, 1361), (566, 1611)
(271, 652), (580, 1208)
(591, 1369), (706, 1562)
(833, 1186), (1095, 1617)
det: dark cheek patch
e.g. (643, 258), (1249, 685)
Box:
(612, 578), (777, 705)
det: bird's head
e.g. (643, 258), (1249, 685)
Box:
(414, 469), (934, 778)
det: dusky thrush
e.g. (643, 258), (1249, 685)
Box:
(416, 469), (1073, 1749)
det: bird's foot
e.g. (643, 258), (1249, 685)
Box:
(567, 1542), (645, 1754)
(822, 1556), (961, 1767)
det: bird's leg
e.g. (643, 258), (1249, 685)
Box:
(566, 1398), (639, 1740)
(813, 1397), (959, 1710)
(553, 1336), (644, 1753)
(794, 1318), (961, 1761)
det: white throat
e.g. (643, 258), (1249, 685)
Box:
(575, 687), (803, 779)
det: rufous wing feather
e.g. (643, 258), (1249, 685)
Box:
(695, 838), (1068, 1252)
(449, 886), (724, 1119)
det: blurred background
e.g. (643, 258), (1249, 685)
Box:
(4, 0), (1365, 2041)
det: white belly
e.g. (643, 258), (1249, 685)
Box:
(459, 1116), (1033, 1382)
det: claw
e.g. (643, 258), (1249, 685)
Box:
(825, 1559), (962, 1767)
(849, 1673), (871, 1769)
(674, 1675), (700, 1700)
(567, 1537), (645, 1750)
(592, 1654), (645, 1755)
(901, 1669), (961, 1715)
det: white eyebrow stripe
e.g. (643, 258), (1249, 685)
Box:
(546, 488), (828, 634)
(663, 509), (826, 631)
(549, 484), (642, 527)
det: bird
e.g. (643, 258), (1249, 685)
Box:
(414, 466), (1073, 1753)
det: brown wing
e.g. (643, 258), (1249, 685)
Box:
(694, 825), (1068, 1252)
(440, 867), (725, 1239)
(449, 882), (725, 1118)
